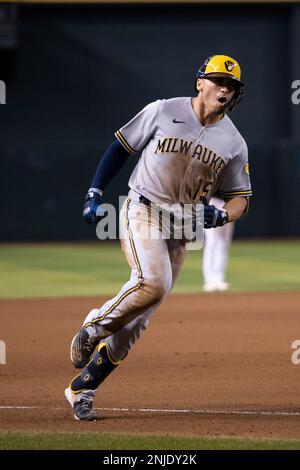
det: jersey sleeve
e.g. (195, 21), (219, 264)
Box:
(115, 100), (161, 154)
(213, 140), (252, 199)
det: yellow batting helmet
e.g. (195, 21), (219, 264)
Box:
(196, 55), (243, 85)
(195, 54), (244, 110)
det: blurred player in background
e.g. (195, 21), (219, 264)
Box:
(202, 196), (235, 292)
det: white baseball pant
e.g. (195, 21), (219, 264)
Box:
(83, 191), (186, 362)
(202, 196), (234, 285)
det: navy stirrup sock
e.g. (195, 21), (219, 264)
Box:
(71, 341), (119, 392)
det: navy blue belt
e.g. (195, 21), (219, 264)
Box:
(139, 195), (151, 207)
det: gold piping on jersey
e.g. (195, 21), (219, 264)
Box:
(217, 189), (252, 197)
(115, 130), (136, 155)
(86, 198), (144, 326)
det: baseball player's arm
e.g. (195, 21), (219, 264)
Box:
(203, 196), (249, 229)
(90, 140), (131, 191)
(83, 140), (131, 225)
(84, 100), (160, 225)
(223, 196), (248, 222)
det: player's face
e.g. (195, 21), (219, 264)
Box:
(197, 77), (237, 114)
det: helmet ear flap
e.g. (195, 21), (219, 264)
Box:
(227, 86), (244, 112)
(234, 85), (244, 101)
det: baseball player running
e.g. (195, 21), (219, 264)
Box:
(65, 55), (252, 420)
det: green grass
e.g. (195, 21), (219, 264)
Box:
(0, 431), (300, 450)
(181, 240), (300, 294)
(0, 241), (299, 299)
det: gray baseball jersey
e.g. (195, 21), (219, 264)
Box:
(115, 97), (252, 205)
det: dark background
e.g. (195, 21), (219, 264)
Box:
(0, 2), (300, 240)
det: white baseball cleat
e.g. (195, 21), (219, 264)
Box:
(216, 281), (230, 292)
(203, 281), (230, 292)
(64, 387), (97, 421)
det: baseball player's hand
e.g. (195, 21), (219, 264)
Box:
(204, 204), (228, 229)
(83, 188), (105, 226)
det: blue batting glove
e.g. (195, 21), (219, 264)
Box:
(204, 204), (228, 229)
(83, 188), (105, 226)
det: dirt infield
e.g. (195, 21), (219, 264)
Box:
(1, 292), (300, 440)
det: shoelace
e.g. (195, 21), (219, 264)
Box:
(78, 399), (91, 412)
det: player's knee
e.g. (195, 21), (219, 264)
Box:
(142, 276), (171, 305)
